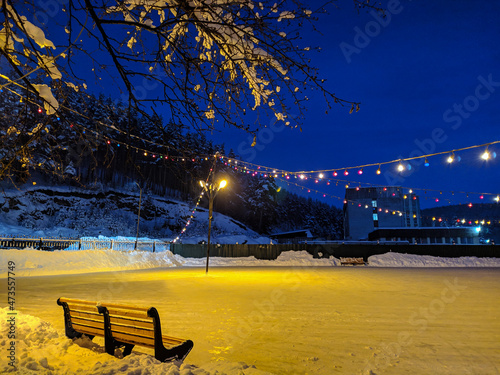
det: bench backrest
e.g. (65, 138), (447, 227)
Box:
(57, 297), (104, 338)
(98, 302), (157, 348)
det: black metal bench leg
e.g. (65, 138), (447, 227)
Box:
(155, 340), (194, 362)
(57, 300), (84, 339)
(122, 343), (134, 357)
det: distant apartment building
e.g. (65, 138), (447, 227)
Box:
(343, 186), (421, 240)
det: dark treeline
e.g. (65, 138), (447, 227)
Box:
(0, 88), (343, 238)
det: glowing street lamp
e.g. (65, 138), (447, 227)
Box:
(199, 178), (228, 273)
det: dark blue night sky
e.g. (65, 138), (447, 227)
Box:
(212, 0), (500, 209)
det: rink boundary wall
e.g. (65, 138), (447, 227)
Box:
(1, 237), (498, 259)
(170, 243), (500, 260)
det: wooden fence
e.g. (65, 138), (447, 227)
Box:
(170, 243), (500, 260)
(1, 237), (498, 259)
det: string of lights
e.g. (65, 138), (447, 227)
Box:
(171, 155), (219, 243)
(309, 176), (499, 200)
(54, 125), (500, 204)
(275, 178), (500, 226)
(230, 159), (500, 203)
(5, 81), (498, 182)
(219, 140), (499, 181)
(0, 83), (203, 158)
(170, 188), (205, 244)
(2, 83), (499, 204)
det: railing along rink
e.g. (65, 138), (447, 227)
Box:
(0, 236), (169, 252)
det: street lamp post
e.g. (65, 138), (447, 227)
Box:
(200, 178), (227, 273)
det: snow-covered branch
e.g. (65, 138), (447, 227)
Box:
(1, 0), (375, 133)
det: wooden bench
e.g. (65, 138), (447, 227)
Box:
(57, 297), (193, 362)
(340, 257), (367, 266)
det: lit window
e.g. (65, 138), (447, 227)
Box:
(372, 200), (377, 208)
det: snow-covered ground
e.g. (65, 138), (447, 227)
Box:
(1, 249), (500, 374)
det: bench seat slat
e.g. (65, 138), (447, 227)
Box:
(99, 302), (149, 312)
(112, 331), (155, 348)
(72, 316), (105, 331)
(110, 327), (187, 349)
(72, 323), (104, 337)
(105, 307), (150, 320)
(68, 304), (100, 313)
(108, 315), (154, 329)
(59, 298), (96, 306)
(162, 335), (186, 346)
(110, 323), (154, 339)
(70, 309), (103, 321)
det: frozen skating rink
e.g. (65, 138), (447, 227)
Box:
(11, 266), (500, 374)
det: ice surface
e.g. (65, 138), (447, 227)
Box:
(1, 249), (499, 374)
(2, 248), (500, 279)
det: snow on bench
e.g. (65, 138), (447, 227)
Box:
(57, 297), (193, 362)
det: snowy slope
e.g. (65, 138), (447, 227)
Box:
(0, 185), (267, 243)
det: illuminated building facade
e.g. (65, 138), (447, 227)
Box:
(343, 186), (421, 240)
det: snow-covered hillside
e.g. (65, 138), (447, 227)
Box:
(0, 185), (267, 243)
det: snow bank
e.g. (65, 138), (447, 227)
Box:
(368, 252), (500, 267)
(0, 308), (272, 374)
(2, 248), (499, 278)
(0, 249), (339, 278)
(0, 249), (189, 278)
(273, 249), (340, 266)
